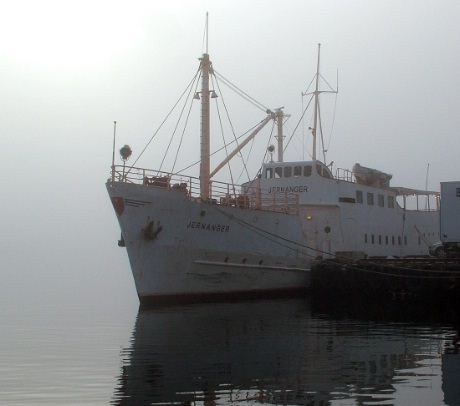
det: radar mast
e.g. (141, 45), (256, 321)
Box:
(302, 44), (338, 163)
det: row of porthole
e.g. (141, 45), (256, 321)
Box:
(364, 234), (408, 246)
(364, 232), (439, 246)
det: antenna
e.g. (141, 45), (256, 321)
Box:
(111, 121), (117, 182)
(205, 12), (209, 54)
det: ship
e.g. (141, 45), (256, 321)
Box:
(106, 30), (440, 304)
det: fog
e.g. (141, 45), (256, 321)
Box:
(1, 0), (459, 306)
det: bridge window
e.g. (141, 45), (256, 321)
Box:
(356, 190), (363, 204)
(303, 165), (312, 177)
(404, 235), (407, 245)
(378, 235), (382, 244)
(457, 188), (460, 197)
(371, 234), (375, 244)
(385, 235), (389, 245)
(367, 193), (374, 205)
(392, 236), (395, 245)
(378, 194), (385, 207)
(316, 164), (333, 179)
(398, 236), (401, 245)
(388, 195), (395, 208)
(284, 166), (292, 177)
(265, 168), (273, 179)
(364, 233), (368, 243)
(275, 167), (282, 178)
(294, 166), (302, 177)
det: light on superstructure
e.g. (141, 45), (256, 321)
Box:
(119, 144), (132, 162)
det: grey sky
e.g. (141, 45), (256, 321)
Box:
(1, 0), (459, 303)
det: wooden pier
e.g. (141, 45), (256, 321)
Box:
(311, 257), (460, 303)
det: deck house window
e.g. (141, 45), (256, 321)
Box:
(388, 195), (395, 208)
(265, 168), (273, 179)
(356, 190), (363, 204)
(303, 165), (312, 177)
(367, 193), (374, 206)
(284, 167), (292, 177)
(316, 164), (333, 179)
(392, 236), (395, 245)
(457, 188), (460, 197)
(385, 235), (389, 245)
(371, 234), (375, 244)
(378, 235), (382, 244)
(398, 236), (401, 245)
(364, 233), (368, 243)
(404, 235), (407, 245)
(294, 166), (302, 177)
(378, 194), (385, 207)
(275, 167), (282, 178)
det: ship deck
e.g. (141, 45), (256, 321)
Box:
(111, 165), (300, 214)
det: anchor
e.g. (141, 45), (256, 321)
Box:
(143, 220), (163, 241)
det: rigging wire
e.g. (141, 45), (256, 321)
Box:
(301, 93), (305, 161)
(174, 121), (262, 174)
(257, 120), (276, 175)
(317, 100), (326, 163)
(236, 136), (256, 184)
(283, 94), (314, 152)
(128, 68), (201, 172)
(214, 70), (269, 113)
(285, 121), (307, 160)
(302, 75), (316, 95)
(213, 74), (251, 181)
(319, 73), (336, 92)
(211, 75), (236, 196)
(159, 70), (201, 172)
(170, 76), (201, 173)
(326, 91), (338, 153)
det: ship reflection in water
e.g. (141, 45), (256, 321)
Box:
(111, 298), (460, 405)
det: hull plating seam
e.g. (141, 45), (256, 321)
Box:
(193, 260), (310, 272)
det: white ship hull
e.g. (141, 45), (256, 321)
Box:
(107, 181), (311, 303)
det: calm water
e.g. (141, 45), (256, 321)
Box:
(1, 296), (459, 405)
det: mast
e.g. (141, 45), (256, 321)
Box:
(302, 44), (337, 163)
(275, 109), (284, 162)
(312, 43), (321, 161)
(200, 13), (211, 200)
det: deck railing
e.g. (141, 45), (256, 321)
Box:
(111, 165), (299, 214)
(335, 168), (355, 183)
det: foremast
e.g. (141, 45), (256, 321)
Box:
(199, 51), (211, 200)
(198, 43), (273, 199)
(198, 13), (283, 199)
